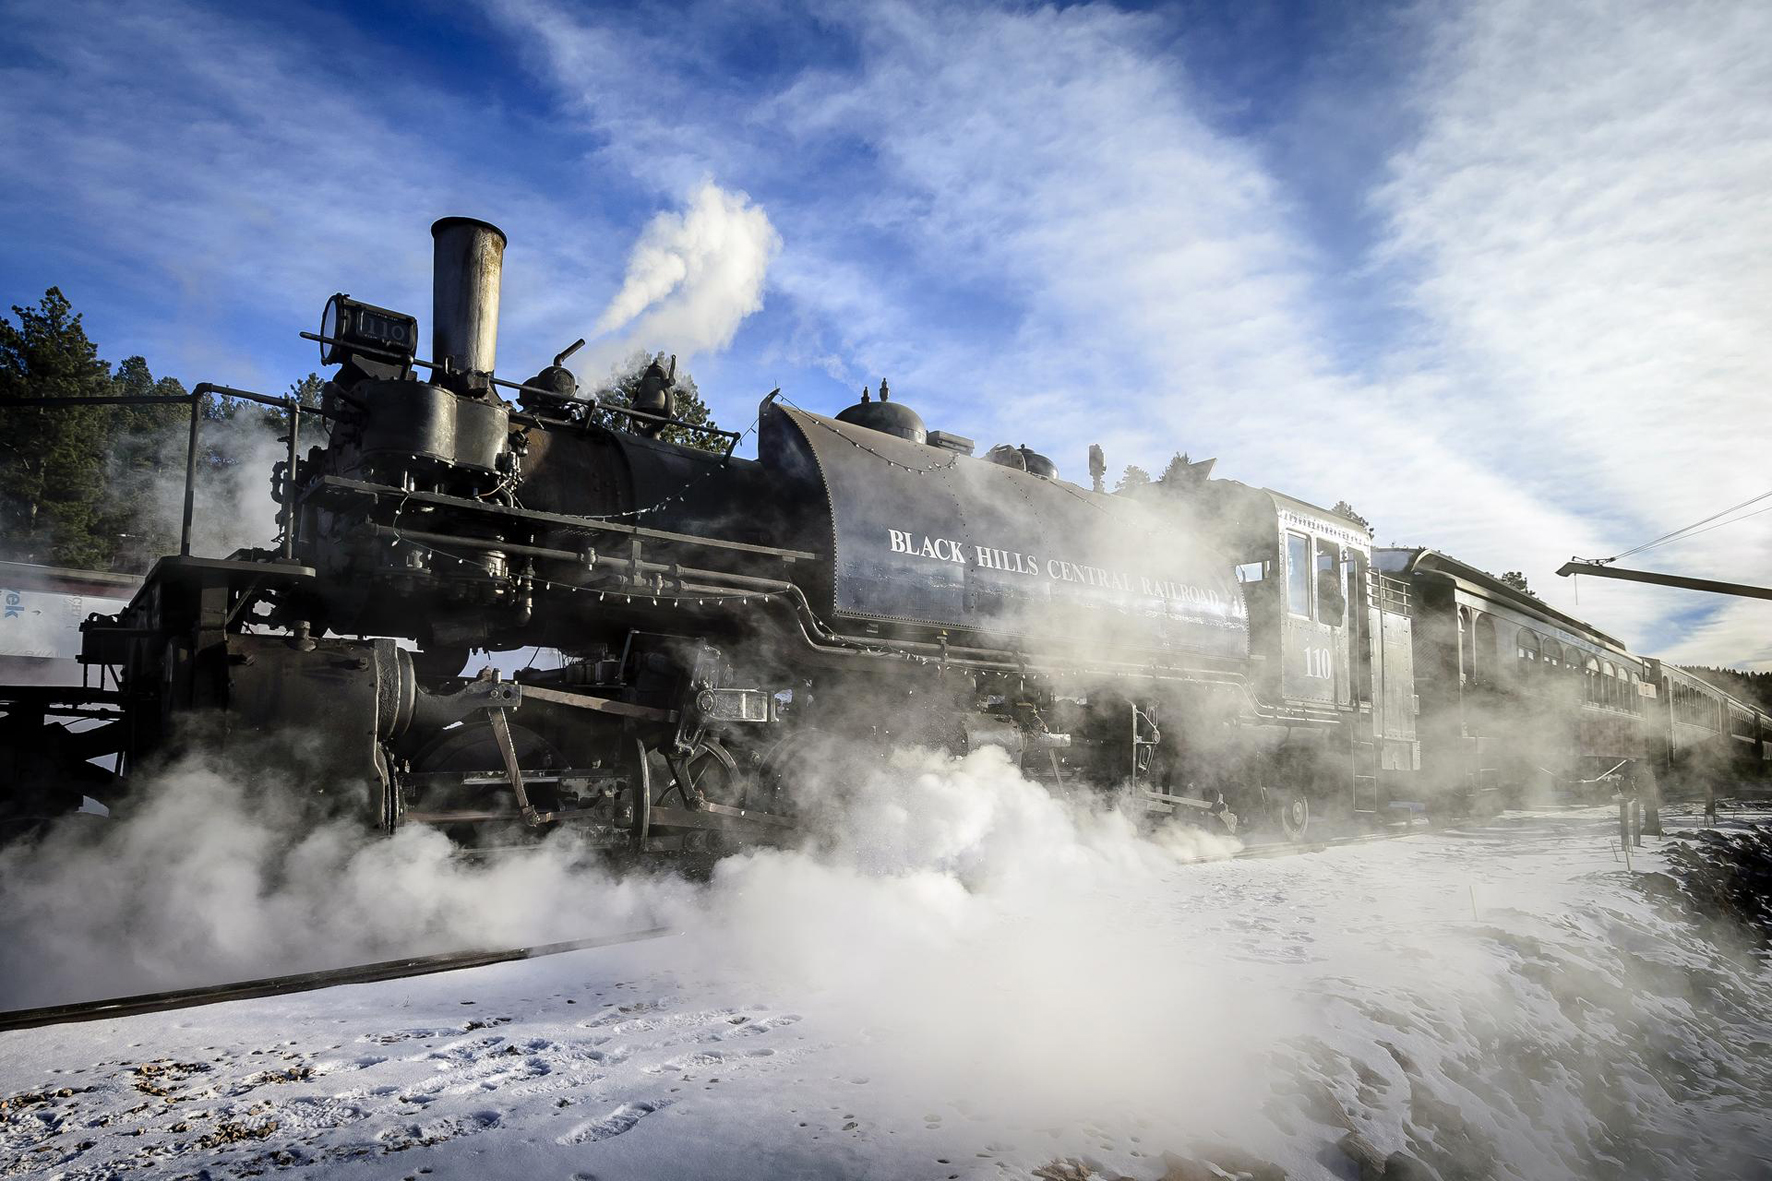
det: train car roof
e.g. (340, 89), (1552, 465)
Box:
(1674, 666), (1770, 718)
(1374, 547), (1631, 653)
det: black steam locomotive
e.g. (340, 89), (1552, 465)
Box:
(3, 218), (1766, 847)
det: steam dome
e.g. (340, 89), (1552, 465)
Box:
(835, 383), (926, 444)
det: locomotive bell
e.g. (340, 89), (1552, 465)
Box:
(1019, 446), (1058, 479)
(984, 443), (1027, 471)
(984, 442), (1057, 478)
(836, 379), (927, 444)
(631, 356), (677, 438)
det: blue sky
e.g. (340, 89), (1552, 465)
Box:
(2, 0), (1769, 667)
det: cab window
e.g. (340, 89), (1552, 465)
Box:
(1315, 539), (1346, 626)
(1285, 533), (1311, 617)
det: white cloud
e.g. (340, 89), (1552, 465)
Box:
(7, 0), (1767, 667)
(485, 0), (1772, 667)
(0, 0), (620, 389)
(1375, 0), (1772, 662)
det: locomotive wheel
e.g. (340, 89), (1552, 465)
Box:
(1274, 788), (1311, 842)
(411, 721), (559, 793)
(754, 731), (821, 814)
(406, 720), (563, 841)
(673, 739), (742, 807)
(623, 734), (651, 853)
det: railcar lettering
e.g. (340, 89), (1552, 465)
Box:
(973, 545), (1039, 575)
(883, 528), (1243, 618)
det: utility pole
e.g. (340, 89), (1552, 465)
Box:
(1554, 561), (1772, 601)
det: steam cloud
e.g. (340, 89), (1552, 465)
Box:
(100, 409), (293, 562)
(4, 748), (1770, 1176)
(587, 181), (781, 368)
(0, 745), (1236, 1011)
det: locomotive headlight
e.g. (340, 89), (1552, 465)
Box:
(319, 293), (418, 369)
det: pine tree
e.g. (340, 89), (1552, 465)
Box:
(100, 355), (190, 569)
(255, 373), (328, 436)
(1116, 465), (1151, 492)
(587, 352), (726, 453)
(0, 289), (116, 566)
(1331, 501), (1374, 536)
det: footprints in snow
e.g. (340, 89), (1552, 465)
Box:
(556, 1098), (675, 1145)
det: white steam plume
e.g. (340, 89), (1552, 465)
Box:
(4, 747), (1771, 1174)
(0, 745), (1235, 1011)
(588, 181), (781, 367)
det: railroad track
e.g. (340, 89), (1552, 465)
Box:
(1231, 826), (1426, 861)
(0, 927), (676, 1034)
(0, 826), (1423, 1033)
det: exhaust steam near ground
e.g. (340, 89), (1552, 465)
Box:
(2, 748), (1769, 1179)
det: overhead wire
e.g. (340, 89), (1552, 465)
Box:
(1589, 487), (1772, 564)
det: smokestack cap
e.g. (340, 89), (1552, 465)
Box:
(430, 216), (508, 246)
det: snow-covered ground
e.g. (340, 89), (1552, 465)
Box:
(3, 756), (1770, 1180)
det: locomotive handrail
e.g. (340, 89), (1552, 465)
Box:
(364, 525), (795, 594)
(360, 517), (1283, 704)
(315, 475), (817, 562)
(5, 383), (333, 559)
(298, 330), (744, 453)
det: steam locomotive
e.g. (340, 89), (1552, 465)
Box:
(3, 218), (1767, 847)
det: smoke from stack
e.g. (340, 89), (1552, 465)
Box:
(586, 182), (781, 372)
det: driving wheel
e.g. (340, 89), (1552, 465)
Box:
(1274, 787), (1310, 842)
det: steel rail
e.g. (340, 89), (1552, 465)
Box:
(0, 926), (676, 1033)
(1229, 827), (1424, 861)
(0, 828), (1424, 1034)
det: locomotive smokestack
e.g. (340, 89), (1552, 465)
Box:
(430, 217), (506, 390)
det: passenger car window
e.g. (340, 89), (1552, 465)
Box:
(1473, 615), (1497, 685)
(1285, 533), (1311, 617)
(1315, 539), (1345, 626)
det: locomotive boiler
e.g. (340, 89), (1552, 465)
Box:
(1, 217), (1434, 848)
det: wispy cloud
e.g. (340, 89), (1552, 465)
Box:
(1375, 0), (1772, 664)
(0, 1), (621, 387)
(3, 0), (1767, 666)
